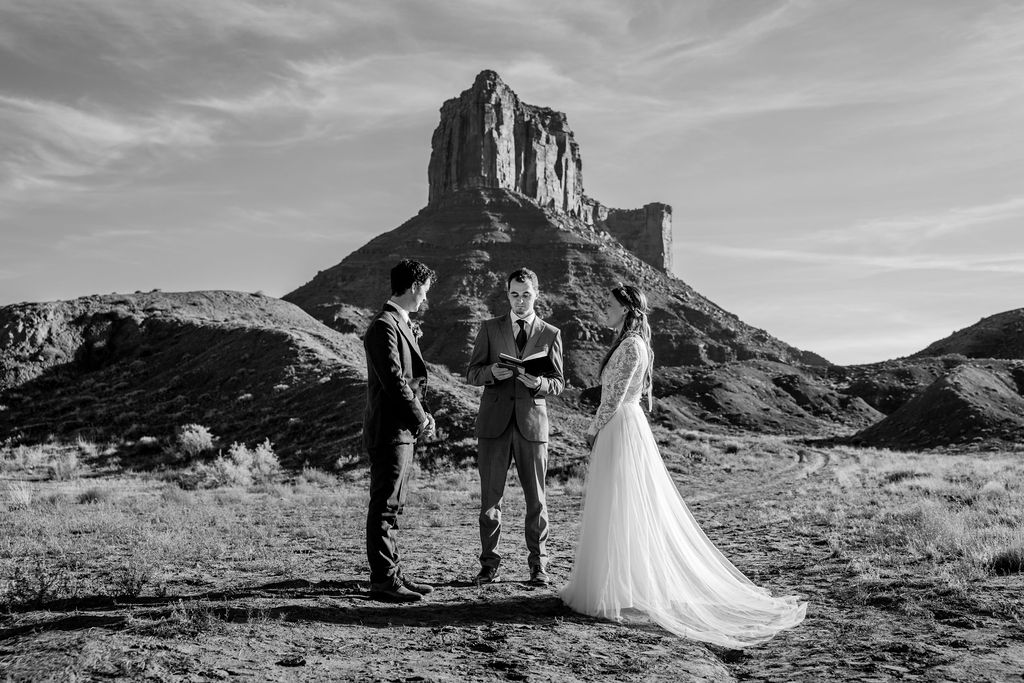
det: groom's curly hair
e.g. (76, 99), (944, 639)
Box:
(390, 259), (436, 296)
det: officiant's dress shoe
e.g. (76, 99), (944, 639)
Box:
(529, 567), (550, 586)
(474, 566), (501, 585)
(369, 581), (423, 603)
(401, 576), (434, 595)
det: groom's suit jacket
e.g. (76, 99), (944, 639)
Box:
(467, 313), (564, 442)
(362, 303), (428, 450)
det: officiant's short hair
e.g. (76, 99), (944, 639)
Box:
(506, 268), (538, 291)
(391, 259), (435, 296)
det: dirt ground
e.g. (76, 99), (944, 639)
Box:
(2, 441), (1023, 682)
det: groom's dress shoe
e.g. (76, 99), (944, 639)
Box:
(474, 566), (501, 585)
(401, 577), (434, 595)
(369, 581), (423, 603)
(529, 567), (550, 586)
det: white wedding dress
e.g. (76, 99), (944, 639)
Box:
(560, 335), (807, 648)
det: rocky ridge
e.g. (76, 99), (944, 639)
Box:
(913, 308), (1024, 360)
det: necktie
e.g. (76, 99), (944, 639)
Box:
(515, 319), (528, 355)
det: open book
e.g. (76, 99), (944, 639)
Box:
(498, 350), (556, 377)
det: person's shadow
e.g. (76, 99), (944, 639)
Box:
(0, 577), (578, 640)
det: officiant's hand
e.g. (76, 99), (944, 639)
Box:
(491, 363), (514, 381)
(517, 372), (541, 389)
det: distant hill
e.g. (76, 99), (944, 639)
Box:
(852, 362), (1024, 449)
(913, 309), (1024, 360)
(0, 291), (479, 468)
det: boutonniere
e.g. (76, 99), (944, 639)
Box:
(409, 320), (423, 340)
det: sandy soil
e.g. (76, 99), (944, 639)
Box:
(2, 443), (1022, 682)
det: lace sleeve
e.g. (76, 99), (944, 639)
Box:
(587, 337), (643, 437)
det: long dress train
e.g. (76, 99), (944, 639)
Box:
(560, 335), (807, 648)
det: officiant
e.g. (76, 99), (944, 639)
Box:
(466, 267), (565, 587)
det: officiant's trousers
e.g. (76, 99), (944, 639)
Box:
(478, 421), (548, 571)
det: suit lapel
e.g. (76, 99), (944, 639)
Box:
(384, 305), (424, 363)
(497, 313), (517, 358)
(521, 317), (546, 358)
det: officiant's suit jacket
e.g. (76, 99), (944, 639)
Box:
(466, 313), (564, 441)
(363, 304), (428, 450)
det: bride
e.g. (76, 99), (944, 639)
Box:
(560, 284), (807, 648)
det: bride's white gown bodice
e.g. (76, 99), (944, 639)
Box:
(562, 335), (807, 647)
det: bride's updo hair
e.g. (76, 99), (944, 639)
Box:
(599, 284), (654, 409)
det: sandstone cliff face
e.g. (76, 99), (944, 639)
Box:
(428, 70), (584, 217)
(428, 71), (672, 274)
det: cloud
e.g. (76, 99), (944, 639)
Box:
(0, 0), (368, 60)
(685, 243), (1024, 275)
(811, 197), (1024, 247)
(56, 228), (157, 246)
(627, 0), (810, 70)
(0, 95), (216, 198)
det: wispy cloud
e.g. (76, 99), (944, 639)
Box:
(56, 229), (157, 246)
(183, 53), (470, 142)
(627, 0), (810, 70)
(0, 95), (216, 198)
(686, 243), (1024, 275)
(811, 197), (1024, 247)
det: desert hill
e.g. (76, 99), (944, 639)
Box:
(0, 290), (484, 467)
(912, 308), (1024, 360)
(851, 362), (1024, 449)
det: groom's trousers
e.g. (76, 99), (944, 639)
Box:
(478, 420), (549, 571)
(366, 442), (413, 585)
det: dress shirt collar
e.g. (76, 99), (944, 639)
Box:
(511, 311), (536, 331)
(385, 300), (410, 325)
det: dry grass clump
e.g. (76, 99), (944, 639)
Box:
(47, 451), (81, 481)
(825, 446), (1024, 586)
(988, 545), (1024, 575)
(4, 481), (33, 510)
(1, 442), (91, 479)
(297, 466), (338, 487)
(77, 486), (114, 505)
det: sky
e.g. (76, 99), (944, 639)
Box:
(1, 0), (1021, 365)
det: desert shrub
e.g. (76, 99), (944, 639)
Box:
(1, 558), (77, 608)
(7, 445), (48, 473)
(175, 424), (215, 459)
(721, 440), (742, 454)
(107, 554), (155, 598)
(47, 451), (80, 481)
(202, 439), (280, 488)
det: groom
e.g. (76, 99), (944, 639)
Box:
(467, 267), (564, 586)
(363, 258), (437, 602)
